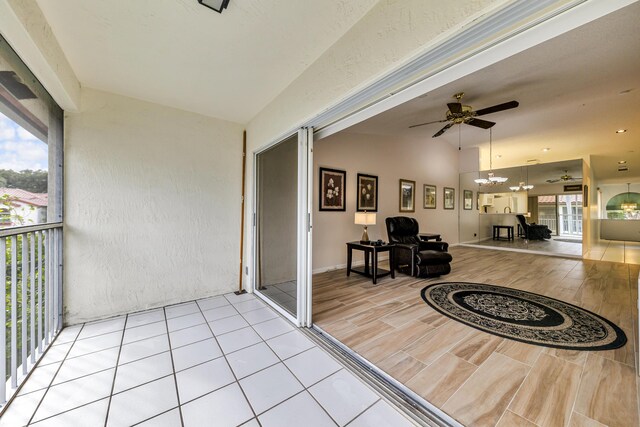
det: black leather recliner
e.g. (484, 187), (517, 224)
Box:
(516, 214), (552, 240)
(385, 217), (452, 278)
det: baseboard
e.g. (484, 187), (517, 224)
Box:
(458, 243), (581, 259)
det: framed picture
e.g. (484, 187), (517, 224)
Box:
(423, 184), (436, 209)
(399, 179), (415, 212)
(463, 189), (473, 210)
(319, 167), (346, 211)
(444, 187), (455, 210)
(357, 173), (378, 212)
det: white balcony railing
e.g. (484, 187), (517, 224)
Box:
(0, 223), (63, 406)
(559, 216), (583, 235)
(538, 217), (557, 232)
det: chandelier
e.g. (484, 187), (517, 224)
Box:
(509, 166), (534, 191)
(621, 183), (637, 212)
(474, 128), (508, 185)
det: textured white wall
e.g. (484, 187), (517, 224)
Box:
(246, 0), (502, 147)
(312, 132), (459, 271)
(64, 89), (243, 324)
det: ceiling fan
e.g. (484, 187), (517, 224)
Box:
(546, 170), (582, 183)
(409, 92), (519, 138)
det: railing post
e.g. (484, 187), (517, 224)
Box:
(21, 233), (28, 374)
(44, 230), (49, 346)
(37, 231), (43, 354)
(1, 237), (6, 404)
(57, 228), (63, 332)
(53, 228), (60, 333)
(30, 233), (36, 363)
(10, 235), (17, 388)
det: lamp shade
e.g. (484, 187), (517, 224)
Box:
(354, 212), (376, 226)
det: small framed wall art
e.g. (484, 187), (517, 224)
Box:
(444, 187), (455, 210)
(319, 167), (346, 211)
(399, 179), (416, 212)
(463, 189), (473, 210)
(357, 173), (378, 212)
(423, 184), (436, 209)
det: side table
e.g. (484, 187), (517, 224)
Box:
(346, 242), (395, 285)
(419, 233), (442, 242)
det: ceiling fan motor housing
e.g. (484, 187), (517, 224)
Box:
(446, 105), (474, 123)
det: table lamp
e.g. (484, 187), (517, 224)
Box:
(354, 212), (376, 244)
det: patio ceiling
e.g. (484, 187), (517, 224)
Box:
(34, 0), (379, 124)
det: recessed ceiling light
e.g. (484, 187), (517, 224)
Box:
(542, 148), (550, 152)
(618, 160), (627, 164)
(496, 155), (502, 158)
(616, 129), (627, 133)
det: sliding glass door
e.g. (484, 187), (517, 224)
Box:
(558, 194), (583, 237)
(254, 129), (312, 326)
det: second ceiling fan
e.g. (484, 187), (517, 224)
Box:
(410, 92), (519, 137)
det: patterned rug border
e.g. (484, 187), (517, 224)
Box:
(421, 282), (627, 351)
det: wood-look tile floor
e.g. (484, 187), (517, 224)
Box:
(313, 247), (640, 427)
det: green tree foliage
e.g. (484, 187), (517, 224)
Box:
(0, 169), (48, 193)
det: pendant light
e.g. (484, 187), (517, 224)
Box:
(621, 183), (637, 212)
(474, 128), (508, 185)
(509, 166), (534, 191)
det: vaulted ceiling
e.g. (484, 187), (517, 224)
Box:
(343, 2), (640, 182)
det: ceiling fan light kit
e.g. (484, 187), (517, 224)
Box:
(546, 169), (582, 183)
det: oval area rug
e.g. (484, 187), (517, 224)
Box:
(421, 282), (626, 351)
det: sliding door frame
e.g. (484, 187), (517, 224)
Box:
(252, 128), (313, 327)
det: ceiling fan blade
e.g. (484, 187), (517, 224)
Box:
(475, 100), (519, 116)
(466, 118), (495, 129)
(432, 122), (454, 138)
(447, 102), (462, 114)
(408, 119), (447, 129)
(546, 179), (560, 183)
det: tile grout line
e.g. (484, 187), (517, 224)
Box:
(26, 323), (86, 425)
(102, 314), (129, 427)
(343, 398), (382, 426)
(194, 295), (260, 425)
(499, 348), (544, 426)
(228, 293), (344, 419)
(257, 344), (340, 425)
(236, 295), (354, 425)
(162, 307), (186, 427)
(566, 350), (593, 427)
(64, 297), (265, 345)
(129, 405), (180, 426)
